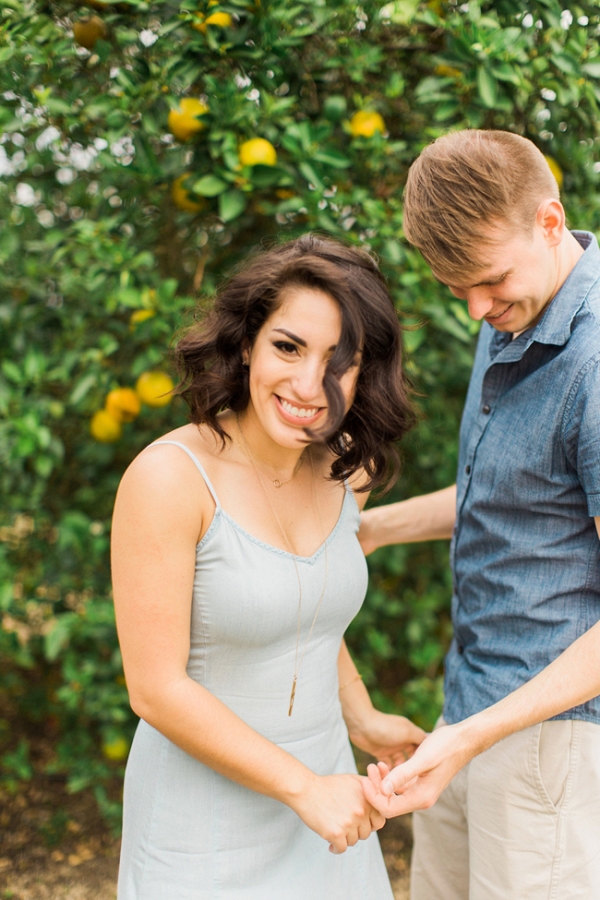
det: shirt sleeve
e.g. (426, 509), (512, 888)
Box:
(562, 353), (600, 516)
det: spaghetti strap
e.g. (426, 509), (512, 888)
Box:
(150, 440), (220, 507)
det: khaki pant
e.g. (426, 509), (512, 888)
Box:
(411, 719), (600, 900)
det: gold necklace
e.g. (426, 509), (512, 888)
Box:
(236, 415), (329, 716)
(272, 453), (304, 489)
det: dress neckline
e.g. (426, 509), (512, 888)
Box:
(197, 488), (355, 564)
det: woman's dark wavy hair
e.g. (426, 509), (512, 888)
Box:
(175, 233), (415, 493)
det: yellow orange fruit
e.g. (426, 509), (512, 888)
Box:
(239, 138), (277, 167)
(434, 64), (462, 78)
(129, 309), (156, 328)
(192, 11), (232, 32)
(167, 98), (209, 143)
(349, 110), (386, 138)
(206, 11), (233, 26)
(544, 155), (563, 189)
(102, 737), (129, 761)
(136, 371), (174, 407)
(172, 174), (205, 212)
(105, 387), (141, 423)
(90, 409), (122, 443)
(73, 16), (107, 50)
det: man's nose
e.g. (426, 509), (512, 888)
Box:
(465, 288), (494, 321)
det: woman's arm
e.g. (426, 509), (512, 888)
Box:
(343, 475), (425, 760)
(112, 444), (382, 854)
(338, 641), (425, 766)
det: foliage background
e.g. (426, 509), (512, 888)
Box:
(2, 0), (600, 824)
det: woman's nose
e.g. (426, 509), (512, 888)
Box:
(291, 359), (325, 401)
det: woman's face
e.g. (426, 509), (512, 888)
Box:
(244, 286), (360, 449)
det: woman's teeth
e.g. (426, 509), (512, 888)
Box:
(280, 398), (318, 419)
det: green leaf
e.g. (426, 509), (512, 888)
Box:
(323, 95), (347, 121)
(490, 62), (520, 85)
(44, 614), (77, 662)
(219, 189), (247, 222)
(69, 374), (97, 406)
(2, 361), (21, 384)
(477, 67), (497, 108)
(193, 175), (228, 197)
(313, 149), (351, 168)
(582, 62), (600, 79)
(298, 161), (325, 190)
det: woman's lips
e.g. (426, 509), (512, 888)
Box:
(274, 394), (325, 426)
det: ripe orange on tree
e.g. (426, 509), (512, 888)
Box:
(90, 409), (122, 442)
(349, 110), (386, 138)
(167, 98), (209, 143)
(136, 371), (174, 407)
(105, 387), (141, 423)
(130, 309), (156, 328)
(73, 16), (107, 50)
(544, 155), (564, 189)
(239, 138), (277, 167)
(102, 736), (130, 761)
(192, 10), (233, 32)
(172, 174), (205, 212)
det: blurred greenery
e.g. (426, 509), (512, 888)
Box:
(2, 0), (600, 824)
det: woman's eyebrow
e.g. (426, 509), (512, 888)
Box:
(272, 327), (307, 347)
(272, 327), (339, 353)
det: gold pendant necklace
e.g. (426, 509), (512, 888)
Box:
(272, 453), (303, 488)
(236, 415), (328, 716)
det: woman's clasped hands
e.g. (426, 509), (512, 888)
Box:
(290, 772), (386, 854)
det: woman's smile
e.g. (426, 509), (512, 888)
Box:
(274, 393), (325, 426)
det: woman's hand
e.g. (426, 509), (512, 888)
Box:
(289, 772), (385, 854)
(347, 708), (426, 769)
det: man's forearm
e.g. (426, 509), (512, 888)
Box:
(359, 485), (456, 554)
(366, 618), (600, 815)
(466, 618), (600, 754)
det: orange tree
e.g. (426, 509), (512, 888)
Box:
(2, 0), (600, 820)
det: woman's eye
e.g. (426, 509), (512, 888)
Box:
(273, 341), (298, 354)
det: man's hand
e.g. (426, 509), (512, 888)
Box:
(362, 721), (476, 817)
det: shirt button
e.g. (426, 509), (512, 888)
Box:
(482, 404), (491, 414)
(465, 465), (471, 475)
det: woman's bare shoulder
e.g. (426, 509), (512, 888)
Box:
(115, 423), (225, 534)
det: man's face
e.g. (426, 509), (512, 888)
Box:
(433, 221), (561, 334)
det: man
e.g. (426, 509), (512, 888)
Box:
(360, 130), (600, 899)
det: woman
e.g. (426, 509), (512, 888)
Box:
(113, 234), (424, 899)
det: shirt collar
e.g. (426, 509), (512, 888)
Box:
(526, 230), (599, 347)
(488, 231), (600, 361)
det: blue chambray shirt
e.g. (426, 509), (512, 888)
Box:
(444, 231), (600, 726)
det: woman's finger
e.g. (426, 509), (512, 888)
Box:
(369, 811), (386, 831)
(345, 827), (360, 848)
(366, 762), (383, 788)
(328, 832), (349, 855)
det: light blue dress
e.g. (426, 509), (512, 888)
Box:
(117, 441), (393, 900)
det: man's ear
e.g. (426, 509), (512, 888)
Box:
(536, 198), (565, 247)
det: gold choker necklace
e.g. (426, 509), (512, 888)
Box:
(236, 415), (328, 716)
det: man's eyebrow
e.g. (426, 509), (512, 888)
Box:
(472, 269), (512, 287)
(272, 327), (307, 347)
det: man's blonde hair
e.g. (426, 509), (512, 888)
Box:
(403, 129), (560, 282)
